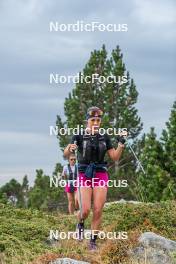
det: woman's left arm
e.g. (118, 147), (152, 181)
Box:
(107, 130), (127, 161)
(108, 143), (125, 161)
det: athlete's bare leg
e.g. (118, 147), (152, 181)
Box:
(91, 187), (107, 231)
(67, 192), (75, 214)
(77, 187), (92, 221)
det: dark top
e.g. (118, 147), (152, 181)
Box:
(71, 133), (113, 164)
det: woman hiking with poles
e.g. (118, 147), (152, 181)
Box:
(62, 153), (79, 215)
(64, 106), (127, 250)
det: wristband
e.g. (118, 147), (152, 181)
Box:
(116, 135), (126, 145)
(118, 142), (125, 148)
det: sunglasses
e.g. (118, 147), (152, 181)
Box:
(88, 109), (103, 118)
(70, 158), (76, 161)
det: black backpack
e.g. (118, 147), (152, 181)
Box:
(67, 164), (77, 193)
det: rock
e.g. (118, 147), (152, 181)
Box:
(131, 232), (176, 264)
(131, 246), (175, 264)
(128, 200), (142, 204)
(50, 258), (90, 264)
(139, 232), (176, 252)
(104, 199), (142, 207)
(118, 198), (126, 203)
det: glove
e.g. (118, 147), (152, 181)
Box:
(116, 135), (126, 145)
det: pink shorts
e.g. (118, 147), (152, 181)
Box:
(65, 183), (77, 193)
(78, 172), (109, 188)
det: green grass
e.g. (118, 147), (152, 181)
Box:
(0, 201), (176, 264)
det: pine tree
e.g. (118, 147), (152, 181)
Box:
(52, 162), (63, 177)
(56, 45), (142, 150)
(0, 192), (8, 204)
(135, 128), (170, 202)
(21, 175), (29, 208)
(161, 101), (176, 199)
(0, 179), (22, 206)
(22, 175), (29, 192)
(28, 169), (64, 210)
(56, 45), (143, 199)
(28, 170), (50, 209)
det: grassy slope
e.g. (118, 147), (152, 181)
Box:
(0, 201), (176, 264)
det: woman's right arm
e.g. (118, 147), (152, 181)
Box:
(64, 144), (77, 157)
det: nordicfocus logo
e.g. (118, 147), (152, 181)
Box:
(49, 230), (128, 240)
(49, 73), (127, 85)
(50, 176), (128, 188)
(49, 21), (128, 32)
(49, 126), (127, 136)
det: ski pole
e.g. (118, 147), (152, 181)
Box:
(74, 141), (83, 221)
(125, 137), (146, 175)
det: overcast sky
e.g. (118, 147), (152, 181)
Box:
(0, 0), (175, 186)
